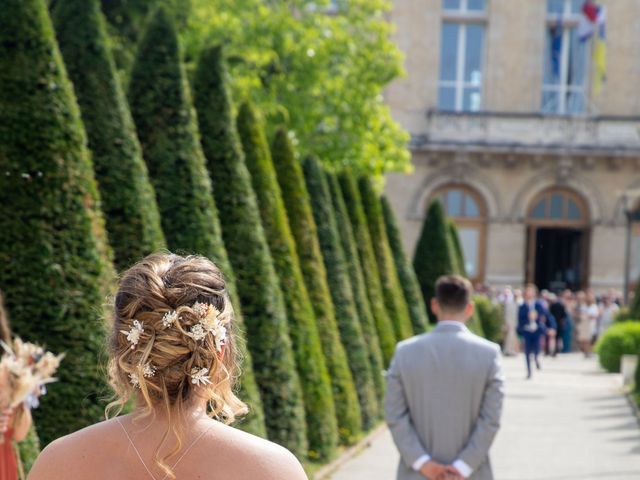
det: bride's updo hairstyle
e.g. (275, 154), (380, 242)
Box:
(106, 252), (247, 477)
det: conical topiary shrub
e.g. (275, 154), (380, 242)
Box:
(192, 45), (306, 456)
(413, 200), (459, 323)
(303, 156), (380, 430)
(358, 177), (414, 341)
(272, 129), (362, 445)
(237, 102), (337, 460)
(0, 0), (115, 444)
(448, 220), (467, 277)
(339, 173), (397, 365)
(53, 0), (165, 271)
(327, 174), (386, 401)
(381, 195), (429, 334)
(128, 14), (265, 437)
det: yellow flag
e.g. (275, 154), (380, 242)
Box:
(592, 37), (606, 96)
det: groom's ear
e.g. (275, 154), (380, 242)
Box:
(464, 302), (475, 319)
(431, 298), (440, 317)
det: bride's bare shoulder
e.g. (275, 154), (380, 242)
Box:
(212, 423), (308, 480)
(27, 418), (120, 480)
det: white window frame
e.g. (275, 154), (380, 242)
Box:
(439, 0), (488, 112)
(542, 0), (590, 115)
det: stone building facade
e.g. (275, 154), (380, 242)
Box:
(384, 0), (640, 293)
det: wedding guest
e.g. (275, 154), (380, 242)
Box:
(500, 288), (519, 356)
(517, 284), (556, 379)
(559, 290), (574, 353)
(548, 293), (567, 356)
(574, 291), (591, 356)
(0, 291), (33, 480)
(29, 253), (307, 480)
(598, 294), (619, 336)
(585, 291), (600, 356)
(386, 275), (504, 480)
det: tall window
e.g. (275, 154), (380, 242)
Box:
(438, 0), (487, 112)
(542, 0), (589, 114)
(433, 186), (486, 281)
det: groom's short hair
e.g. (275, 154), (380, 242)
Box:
(435, 275), (473, 312)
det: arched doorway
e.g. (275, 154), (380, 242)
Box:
(431, 185), (487, 283)
(526, 188), (590, 291)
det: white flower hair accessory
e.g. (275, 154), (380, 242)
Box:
(120, 320), (144, 350)
(190, 367), (212, 386)
(162, 310), (180, 328)
(128, 372), (140, 388)
(187, 302), (227, 352)
(142, 362), (156, 379)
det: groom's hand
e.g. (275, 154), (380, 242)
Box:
(443, 465), (464, 479)
(419, 460), (447, 479)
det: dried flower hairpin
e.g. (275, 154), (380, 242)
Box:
(120, 319), (144, 350)
(162, 310), (180, 328)
(187, 302), (227, 352)
(129, 362), (156, 388)
(190, 367), (212, 386)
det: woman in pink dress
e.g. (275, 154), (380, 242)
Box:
(0, 291), (33, 480)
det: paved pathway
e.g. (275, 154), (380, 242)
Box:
(330, 354), (640, 480)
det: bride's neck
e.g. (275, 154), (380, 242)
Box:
(130, 398), (211, 427)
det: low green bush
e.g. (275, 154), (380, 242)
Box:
(614, 307), (637, 323)
(596, 322), (640, 373)
(474, 296), (503, 344)
(634, 350), (640, 394)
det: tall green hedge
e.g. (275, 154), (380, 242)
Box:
(272, 129), (362, 445)
(303, 157), (380, 431)
(448, 220), (467, 277)
(339, 173), (397, 365)
(0, 0), (115, 444)
(193, 45), (306, 456)
(629, 280), (640, 320)
(53, 0), (165, 271)
(127, 14), (265, 437)
(359, 177), (414, 341)
(327, 174), (386, 401)
(18, 425), (41, 475)
(237, 102), (337, 460)
(413, 200), (459, 323)
(380, 195), (429, 335)
(448, 220), (484, 336)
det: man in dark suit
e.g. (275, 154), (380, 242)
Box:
(517, 284), (556, 379)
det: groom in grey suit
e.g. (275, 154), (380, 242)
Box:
(385, 275), (504, 480)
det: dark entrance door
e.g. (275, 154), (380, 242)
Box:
(533, 227), (586, 291)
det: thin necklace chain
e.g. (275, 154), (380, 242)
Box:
(117, 417), (212, 480)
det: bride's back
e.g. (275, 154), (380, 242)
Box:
(28, 253), (306, 480)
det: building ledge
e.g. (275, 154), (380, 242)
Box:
(412, 110), (640, 157)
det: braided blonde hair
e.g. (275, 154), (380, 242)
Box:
(106, 252), (247, 478)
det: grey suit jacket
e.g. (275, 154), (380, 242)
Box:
(385, 322), (504, 480)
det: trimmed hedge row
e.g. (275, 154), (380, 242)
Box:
(272, 130), (362, 446)
(129, 15), (267, 437)
(238, 103), (337, 460)
(339, 173), (397, 366)
(596, 322), (640, 373)
(304, 158), (380, 430)
(0, 0), (115, 444)
(53, 0), (165, 271)
(328, 175), (386, 401)
(381, 195), (429, 335)
(359, 177), (414, 341)
(193, 45), (306, 455)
